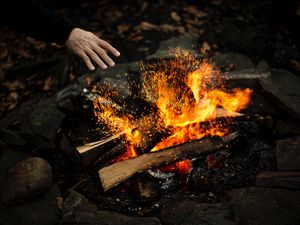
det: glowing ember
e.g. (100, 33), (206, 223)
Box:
(92, 49), (252, 174)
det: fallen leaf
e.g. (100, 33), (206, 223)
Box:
(117, 24), (130, 36)
(43, 76), (54, 91)
(56, 196), (63, 210)
(291, 59), (300, 71)
(134, 21), (158, 31)
(2, 80), (25, 91)
(171, 11), (181, 22)
(159, 24), (177, 33)
(183, 6), (207, 18)
(200, 41), (211, 54)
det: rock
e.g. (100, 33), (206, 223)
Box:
(259, 69), (300, 120)
(91, 62), (140, 81)
(20, 97), (65, 148)
(159, 199), (236, 225)
(2, 157), (53, 204)
(255, 171), (300, 189)
(1, 128), (26, 147)
(1, 184), (61, 225)
(228, 187), (300, 225)
(61, 191), (161, 225)
(129, 172), (163, 202)
(146, 36), (199, 60)
(0, 146), (30, 198)
(95, 77), (132, 103)
(211, 52), (255, 71)
(276, 136), (300, 171)
(56, 83), (83, 112)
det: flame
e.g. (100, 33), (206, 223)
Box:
(92, 49), (252, 173)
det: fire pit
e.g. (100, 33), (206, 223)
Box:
(1, 44), (300, 225)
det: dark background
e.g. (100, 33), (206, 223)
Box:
(0, 0), (299, 118)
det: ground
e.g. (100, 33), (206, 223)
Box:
(1, 0), (300, 225)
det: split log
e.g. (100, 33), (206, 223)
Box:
(99, 132), (239, 191)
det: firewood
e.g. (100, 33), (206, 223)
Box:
(99, 132), (239, 191)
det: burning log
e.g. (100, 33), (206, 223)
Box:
(99, 132), (238, 191)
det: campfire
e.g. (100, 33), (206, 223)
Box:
(78, 49), (252, 192)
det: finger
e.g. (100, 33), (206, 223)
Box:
(78, 51), (95, 71)
(98, 40), (120, 57)
(93, 45), (115, 67)
(86, 49), (107, 70)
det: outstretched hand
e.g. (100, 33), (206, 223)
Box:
(66, 28), (120, 70)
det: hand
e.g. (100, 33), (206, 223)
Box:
(66, 28), (120, 70)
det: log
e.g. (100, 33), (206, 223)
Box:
(99, 132), (239, 191)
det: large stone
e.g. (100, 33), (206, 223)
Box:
(20, 97), (65, 148)
(146, 36), (199, 60)
(2, 157), (53, 204)
(228, 187), (300, 225)
(61, 191), (161, 225)
(0, 184), (61, 225)
(276, 136), (300, 171)
(1, 129), (26, 147)
(211, 52), (255, 71)
(259, 69), (300, 120)
(159, 199), (236, 225)
(255, 171), (300, 189)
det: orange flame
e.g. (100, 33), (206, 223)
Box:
(92, 49), (252, 173)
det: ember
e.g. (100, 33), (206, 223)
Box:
(92, 49), (252, 173)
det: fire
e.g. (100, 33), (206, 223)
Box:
(92, 49), (252, 173)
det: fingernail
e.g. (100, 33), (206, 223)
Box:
(111, 62), (115, 66)
(103, 65), (108, 69)
(116, 52), (120, 56)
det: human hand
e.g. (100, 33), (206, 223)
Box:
(66, 28), (120, 70)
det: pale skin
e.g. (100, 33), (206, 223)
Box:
(66, 28), (120, 70)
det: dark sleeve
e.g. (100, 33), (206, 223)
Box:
(0, 0), (75, 45)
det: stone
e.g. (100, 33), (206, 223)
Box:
(91, 62), (140, 81)
(95, 77), (132, 103)
(0, 184), (61, 225)
(159, 199), (236, 225)
(259, 69), (300, 120)
(20, 97), (65, 148)
(146, 36), (199, 60)
(228, 187), (300, 225)
(255, 171), (300, 189)
(56, 83), (83, 112)
(61, 191), (161, 225)
(129, 172), (163, 201)
(2, 157), (53, 204)
(1, 128), (26, 147)
(276, 136), (300, 171)
(211, 52), (255, 71)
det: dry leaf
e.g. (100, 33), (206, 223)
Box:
(159, 24), (177, 33)
(291, 59), (300, 71)
(183, 6), (207, 18)
(43, 76), (54, 91)
(201, 42), (211, 54)
(2, 80), (25, 91)
(134, 21), (158, 31)
(171, 11), (181, 22)
(117, 24), (130, 36)
(56, 196), (63, 210)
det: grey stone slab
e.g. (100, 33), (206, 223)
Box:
(159, 199), (236, 225)
(1, 184), (61, 225)
(255, 171), (300, 189)
(259, 69), (300, 120)
(276, 136), (300, 171)
(228, 187), (300, 225)
(211, 52), (255, 71)
(20, 97), (65, 148)
(61, 191), (161, 225)
(146, 36), (199, 60)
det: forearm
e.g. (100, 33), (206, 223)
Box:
(0, 0), (74, 45)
